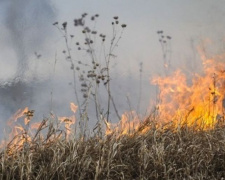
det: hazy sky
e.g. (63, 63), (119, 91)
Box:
(1, 0), (225, 78)
(53, 0), (225, 111)
(0, 0), (225, 128)
(53, 0), (225, 74)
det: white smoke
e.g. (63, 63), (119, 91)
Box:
(2, 0), (56, 79)
(0, 0), (56, 129)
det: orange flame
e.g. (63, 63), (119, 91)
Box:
(1, 101), (79, 151)
(2, 107), (33, 152)
(7, 107), (28, 126)
(58, 102), (77, 139)
(58, 116), (76, 139)
(105, 50), (225, 136)
(152, 54), (225, 129)
(105, 111), (149, 137)
(30, 122), (42, 130)
(70, 102), (78, 113)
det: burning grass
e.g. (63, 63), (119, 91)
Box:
(1, 14), (225, 179)
(1, 50), (225, 180)
(1, 116), (225, 180)
(2, 51), (225, 179)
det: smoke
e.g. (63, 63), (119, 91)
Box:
(3, 0), (55, 80)
(0, 0), (56, 126)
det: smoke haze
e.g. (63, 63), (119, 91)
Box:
(0, 0), (225, 137)
(3, 0), (55, 79)
(0, 0), (56, 131)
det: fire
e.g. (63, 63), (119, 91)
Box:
(2, 48), (225, 146)
(7, 107), (28, 126)
(105, 111), (151, 137)
(105, 111), (139, 136)
(105, 51), (225, 136)
(30, 122), (42, 130)
(1, 102), (78, 151)
(58, 116), (76, 139)
(70, 102), (78, 113)
(58, 102), (77, 139)
(3, 107), (32, 153)
(152, 53), (225, 129)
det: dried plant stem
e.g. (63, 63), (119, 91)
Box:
(50, 52), (57, 113)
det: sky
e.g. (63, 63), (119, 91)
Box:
(52, 0), (225, 78)
(0, 0), (225, 133)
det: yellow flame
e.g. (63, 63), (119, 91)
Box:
(58, 116), (76, 139)
(105, 49), (225, 136)
(70, 102), (78, 113)
(151, 53), (225, 129)
(105, 111), (147, 137)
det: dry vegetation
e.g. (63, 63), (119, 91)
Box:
(1, 14), (225, 180)
(1, 119), (225, 180)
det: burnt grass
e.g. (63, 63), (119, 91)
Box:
(1, 121), (225, 180)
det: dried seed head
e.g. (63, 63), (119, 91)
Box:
(85, 27), (91, 33)
(104, 81), (108, 85)
(91, 31), (97, 34)
(81, 83), (87, 87)
(157, 30), (163, 34)
(53, 22), (58, 26)
(87, 73), (96, 78)
(121, 24), (127, 28)
(113, 16), (119, 20)
(82, 13), (87, 18)
(62, 22), (67, 29)
(87, 49), (91, 53)
(74, 18), (84, 26)
(79, 75), (84, 81)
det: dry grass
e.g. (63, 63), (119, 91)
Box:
(1, 14), (225, 180)
(1, 118), (225, 180)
